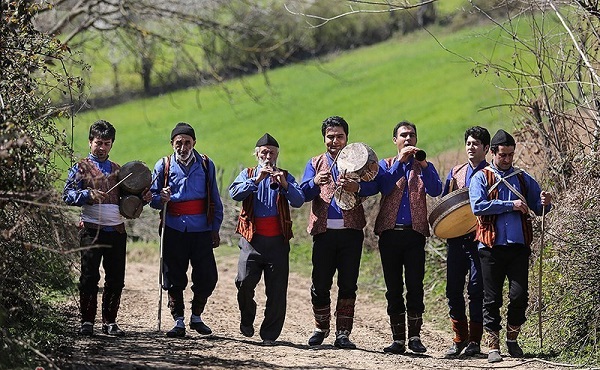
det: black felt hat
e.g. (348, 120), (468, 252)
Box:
(171, 122), (196, 140)
(491, 129), (515, 146)
(256, 133), (279, 148)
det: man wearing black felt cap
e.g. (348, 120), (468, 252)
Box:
(229, 132), (304, 345)
(469, 129), (552, 363)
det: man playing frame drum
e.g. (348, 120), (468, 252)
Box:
(469, 129), (552, 363)
(440, 126), (490, 357)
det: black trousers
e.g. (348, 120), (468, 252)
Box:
(378, 229), (426, 315)
(478, 244), (530, 332)
(162, 226), (218, 318)
(79, 227), (127, 295)
(311, 229), (363, 306)
(235, 235), (290, 341)
(446, 233), (483, 323)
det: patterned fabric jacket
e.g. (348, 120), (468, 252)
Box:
(236, 167), (293, 241)
(374, 157), (429, 237)
(448, 163), (470, 192)
(475, 168), (533, 247)
(307, 153), (366, 236)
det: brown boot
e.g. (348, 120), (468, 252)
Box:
(384, 313), (406, 354)
(464, 321), (483, 355)
(485, 329), (502, 363)
(101, 288), (122, 325)
(335, 298), (356, 334)
(446, 319), (468, 356)
(308, 304), (330, 346)
(407, 312), (427, 353)
(506, 324), (523, 357)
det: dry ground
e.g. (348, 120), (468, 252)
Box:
(64, 249), (574, 370)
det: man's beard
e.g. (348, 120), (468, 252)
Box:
(259, 158), (276, 168)
(176, 150), (193, 164)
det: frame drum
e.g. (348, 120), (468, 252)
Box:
(428, 188), (477, 239)
(119, 195), (143, 219)
(337, 142), (379, 182)
(118, 161), (151, 195)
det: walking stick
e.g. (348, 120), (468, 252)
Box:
(157, 202), (167, 332)
(538, 205), (546, 350)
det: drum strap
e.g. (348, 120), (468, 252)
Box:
(486, 167), (535, 218)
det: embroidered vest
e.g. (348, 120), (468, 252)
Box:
(448, 163), (469, 192)
(78, 158), (120, 205)
(475, 168), (533, 247)
(374, 157), (429, 237)
(307, 153), (366, 236)
(235, 167), (293, 241)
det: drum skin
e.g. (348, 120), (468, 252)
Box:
(118, 161), (151, 195)
(428, 188), (477, 239)
(120, 195), (143, 219)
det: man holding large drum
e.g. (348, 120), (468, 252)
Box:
(374, 120), (442, 354)
(441, 126), (490, 357)
(63, 120), (151, 337)
(149, 122), (223, 338)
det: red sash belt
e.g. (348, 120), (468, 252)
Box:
(254, 216), (282, 237)
(168, 199), (206, 216)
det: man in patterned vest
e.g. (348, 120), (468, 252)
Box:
(442, 126), (490, 357)
(300, 116), (381, 349)
(469, 129), (552, 363)
(63, 120), (151, 336)
(374, 120), (442, 354)
(229, 133), (304, 346)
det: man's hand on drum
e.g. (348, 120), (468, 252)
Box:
(314, 170), (332, 186)
(89, 189), (107, 202)
(339, 176), (360, 193)
(141, 188), (152, 203)
(160, 186), (171, 204)
(512, 199), (529, 214)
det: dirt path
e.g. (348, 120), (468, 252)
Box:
(68, 251), (572, 369)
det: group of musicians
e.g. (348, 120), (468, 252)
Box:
(64, 118), (552, 363)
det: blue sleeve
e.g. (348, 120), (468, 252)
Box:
(300, 159), (321, 202)
(442, 169), (453, 197)
(208, 160), (224, 230)
(62, 163), (90, 206)
(469, 172), (513, 216)
(377, 159), (405, 195)
(421, 162), (443, 197)
(282, 173), (305, 208)
(149, 158), (166, 210)
(229, 169), (258, 202)
(358, 166), (385, 196)
(524, 173), (552, 215)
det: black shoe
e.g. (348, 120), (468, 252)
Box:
(240, 324), (254, 338)
(408, 337), (427, 353)
(506, 341), (524, 358)
(334, 334), (356, 349)
(102, 323), (125, 337)
(464, 341), (481, 356)
(261, 339), (277, 346)
(445, 341), (467, 357)
(166, 326), (186, 338)
(488, 350), (502, 363)
(308, 329), (329, 346)
(190, 321), (212, 335)
(79, 322), (94, 336)
(383, 340), (406, 354)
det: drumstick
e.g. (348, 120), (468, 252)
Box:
(328, 149), (343, 173)
(106, 172), (132, 194)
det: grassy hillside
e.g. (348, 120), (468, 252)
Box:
(60, 23), (513, 183)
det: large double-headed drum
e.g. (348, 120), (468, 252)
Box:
(334, 142), (379, 210)
(118, 161), (152, 219)
(428, 188), (477, 239)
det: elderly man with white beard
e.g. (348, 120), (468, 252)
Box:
(229, 133), (304, 346)
(150, 122), (224, 338)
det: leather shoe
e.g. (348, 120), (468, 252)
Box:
(240, 324), (254, 338)
(334, 333), (356, 349)
(190, 321), (212, 335)
(408, 337), (427, 353)
(166, 326), (186, 338)
(102, 323), (125, 337)
(79, 322), (93, 336)
(464, 341), (481, 356)
(383, 340), (406, 354)
(445, 341), (467, 357)
(262, 339), (277, 346)
(506, 341), (524, 357)
(488, 350), (502, 363)
(308, 329), (329, 346)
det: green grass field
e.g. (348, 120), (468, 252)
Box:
(61, 22), (514, 184)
